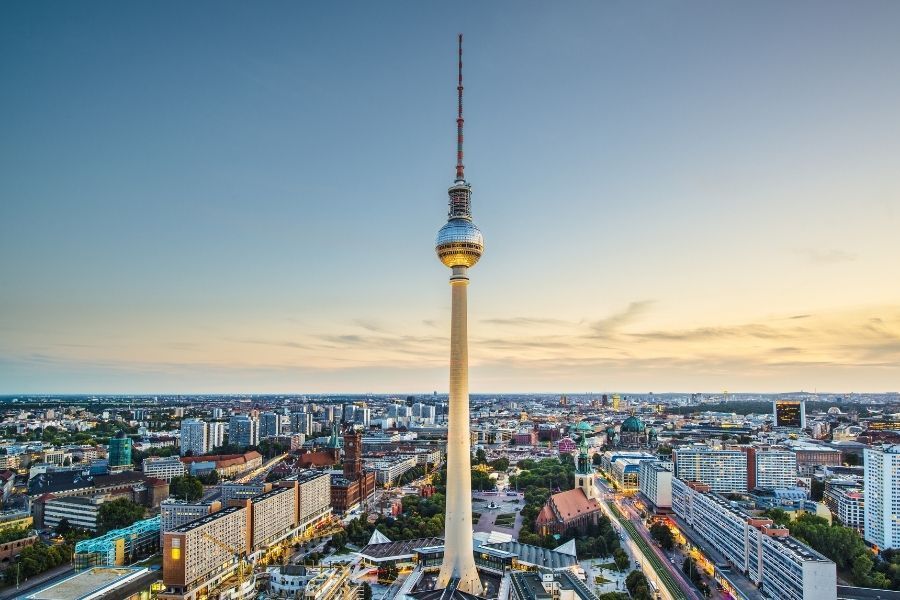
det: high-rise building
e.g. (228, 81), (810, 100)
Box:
(291, 411), (313, 435)
(229, 415), (260, 448)
(433, 35), (483, 596)
(180, 419), (208, 457)
(107, 431), (132, 471)
(864, 445), (900, 550)
(673, 447), (747, 493)
(208, 421), (225, 451)
(773, 399), (807, 429)
(754, 449), (797, 490)
(260, 412), (282, 438)
(639, 460), (673, 510)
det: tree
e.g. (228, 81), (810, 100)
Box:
(762, 508), (790, 527)
(197, 470), (220, 485)
(473, 448), (487, 465)
(649, 522), (675, 550)
(489, 457), (510, 471)
(362, 583), (373, 600)
(809, 477), (825, 501)
(169, 475), (204, 501)
(98, 498), (146, 533)
(625, 570), (653, 600)
(613, 548), (630, 571)
(55, 518), (72, 536)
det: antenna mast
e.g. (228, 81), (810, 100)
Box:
(455, 33), (465, 182)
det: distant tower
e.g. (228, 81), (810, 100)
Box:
(435, 34), (484, 596)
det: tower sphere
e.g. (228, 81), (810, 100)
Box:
(436, 218), (483, 268)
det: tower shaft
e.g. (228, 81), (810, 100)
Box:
(438, 267), (483, 595)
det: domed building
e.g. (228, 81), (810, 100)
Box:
(617, 414), (651, 448)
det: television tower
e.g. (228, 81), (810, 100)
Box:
(434, 33), (484, 596)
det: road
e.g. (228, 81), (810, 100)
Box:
(594, 475), (698, 600)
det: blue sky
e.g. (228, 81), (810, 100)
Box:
(2, 1), (899, 393)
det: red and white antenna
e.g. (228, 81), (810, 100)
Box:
(455, 33), (465, 182)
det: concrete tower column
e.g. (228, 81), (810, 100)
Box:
(437, 266), (483, 595)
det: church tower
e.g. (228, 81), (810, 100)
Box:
(575, 432), (597, 500)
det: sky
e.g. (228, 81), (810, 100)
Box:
(1, 1), (899, 394)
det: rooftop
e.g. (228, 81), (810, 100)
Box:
(25, 567), (149, 600)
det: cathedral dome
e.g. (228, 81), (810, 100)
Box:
(620, 415), (646, 433)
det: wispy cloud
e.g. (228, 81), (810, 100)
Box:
(590, 300), (654, 337)
(794, 247), (857, 265)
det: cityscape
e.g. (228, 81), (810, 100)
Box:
(2, 4), (900, 600)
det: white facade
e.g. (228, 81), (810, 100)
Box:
(864, 445), (900, 550)
(142, 456), (186, 482)
(44, 495), (105, 531)
(673, 478), (836, 600)
(755, 450), (797, 490)
(673, 447), (747, 492)
(639, 460), (673, 509)
(208, 421), (225, 450)
(180, 419), (208, 457)
(161, 499), (219, 533)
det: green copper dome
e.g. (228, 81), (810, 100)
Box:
(576, 421), (592, 432)
(620, 415), (646, 433)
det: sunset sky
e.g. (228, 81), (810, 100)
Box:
(2, 1), (899, 393)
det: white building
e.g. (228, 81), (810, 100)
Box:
(755, 449), (797, 490)
(639, 460), (673, 509)
(180, 419), (208, 457)
(825, 486), (864, 532)
(673, 478), (836, 600)
(864, 444), (900, 550)
(208, 422), (225, 450)
(161, 499), (221, 533)
(673, 447), (747, 493)
(44, 495), (106, 531)
(365, 456), (418, 485)
(142, 456), (186, 482)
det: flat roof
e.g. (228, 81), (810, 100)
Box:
(170, 505), (243, 533)
(26, 567), (147, 600)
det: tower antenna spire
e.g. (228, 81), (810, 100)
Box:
(455, 33), (465, 182)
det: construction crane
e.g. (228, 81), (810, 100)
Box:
(200, 531), (253, 600)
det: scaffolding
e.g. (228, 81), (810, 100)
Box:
(74, 516), (161, 569)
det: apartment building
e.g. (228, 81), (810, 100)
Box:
(162, 506), (250, 600)
(229, 415), (260, 447)
(754, 450), (797, 490)
(247, 486), (296, 550)
(824, 486), (864, 532)
(180, 420), (208, 457)
(672, 447), (747, 493)
(142, 456), (186, 482)
(639, 460), (673, 510)
(673, 478), (836, 600)
(864, 444), (900, 550)
(293, 470), (331, 525)
(365, 455), (418, 485)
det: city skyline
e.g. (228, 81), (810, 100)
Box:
(2, 2), (900, 393)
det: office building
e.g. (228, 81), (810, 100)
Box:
(366, 456), (418, 485)
(774, 399), (806, 429)
(824, 486), (864, 532)
(142, 456), (186, 482)
(229, 415), (260, 448)
(673, 479), (836, 600)
(639, 460), (673, 510)
(864, 444), (900, 550)
(673, 447), (747, 492)
(44, 495), (106, 531)
(107, 432), (132, 471)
